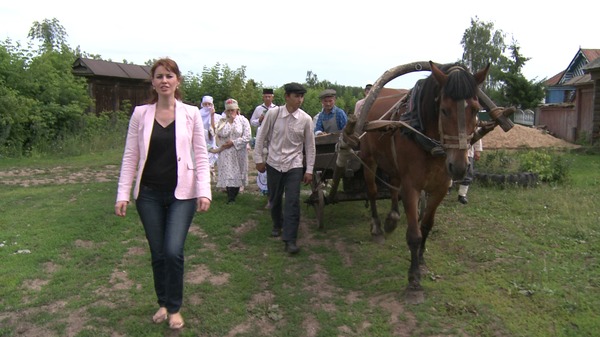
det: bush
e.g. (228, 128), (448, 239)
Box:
(477, 150), (520, 174)
(518, 150), (570, 183)
(477, 149), (571, 184)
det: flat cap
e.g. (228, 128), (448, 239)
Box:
(284, 82), (306, 94)
(262, 88), (274, 95)
(319, 89), (336, 99)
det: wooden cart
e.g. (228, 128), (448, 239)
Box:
(306, 132), (393, 229)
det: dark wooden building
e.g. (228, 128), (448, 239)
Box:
(72, 58), (152, 114)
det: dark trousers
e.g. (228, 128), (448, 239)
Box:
(266, 165), (303, 242)
(135, 185), (196, 314)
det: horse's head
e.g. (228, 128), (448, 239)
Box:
(429, 61), (489, 180)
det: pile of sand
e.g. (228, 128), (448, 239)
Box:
(481, 124), (579, 149)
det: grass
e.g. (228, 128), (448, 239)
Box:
(0, 148), (599, 336)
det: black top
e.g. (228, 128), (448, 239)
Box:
(141, 120), (177, 192)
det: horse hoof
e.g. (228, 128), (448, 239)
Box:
(405, 287), (425, 305)
(384, 221), (398, 234)
(389, 211), (401, 221)
(371, 234), (385, 244)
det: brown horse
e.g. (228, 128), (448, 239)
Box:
(358, 61), (490, 300)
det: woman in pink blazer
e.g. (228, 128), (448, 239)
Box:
(115, 58), (211, 330)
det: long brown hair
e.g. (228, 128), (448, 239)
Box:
(147, 58), (183, 104)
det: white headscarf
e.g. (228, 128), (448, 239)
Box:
(200, 96), (214, 128)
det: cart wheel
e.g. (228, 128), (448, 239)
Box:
(314, 187), (325, 230)
(312, 171), (325, 230)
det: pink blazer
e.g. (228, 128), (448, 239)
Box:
(116, 101), (212, 202)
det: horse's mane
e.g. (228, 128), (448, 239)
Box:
(419, 63), (479, 127)
(440, 64), (479, 100)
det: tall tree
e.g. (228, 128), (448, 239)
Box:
(27, 18), (68, 52)
(461, 16), (506, 90)
(461, 17), (545, 109)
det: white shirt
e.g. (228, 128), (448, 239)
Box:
(253, 105), (316, 174)
(250, 103), (277, 128)
(469, 139), (483, 157)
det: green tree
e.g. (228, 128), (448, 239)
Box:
(27, 18), (68, 52)
(492, 42), (545, 109)
(0, 19), (92, 156)
(461, 16), (507, 90)
(461, 17), (545, 109)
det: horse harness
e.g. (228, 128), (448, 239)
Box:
(363, 66), (474, 153)
(437, 66), (473, 150)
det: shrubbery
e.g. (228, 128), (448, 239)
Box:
(0, 37), (92, 157)
(477, 149), (571, 184)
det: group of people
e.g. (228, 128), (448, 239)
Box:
(113, 58), (481, 331)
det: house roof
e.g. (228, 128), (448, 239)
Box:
(583, 57), (600, 72)
(554, 48), (600, 85)
(72, 58), (151, 80)
(582, 49), (600, 62)
(563, 74), (591, 86)
(545, 70), (565, 86)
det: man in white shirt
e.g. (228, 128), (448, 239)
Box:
(250, 89), (277, 203)
(250, 88), (276, 130)
(253, 82), (316, 254)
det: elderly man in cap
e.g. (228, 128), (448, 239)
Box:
(250, 89), (278, 205)
(253, 82), (315, 255)
(250, 88), (277, 129)
(314, 89), (348, 135)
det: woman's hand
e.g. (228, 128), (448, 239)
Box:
(196, 197), (211, 212)
(115, 201), (128, 217)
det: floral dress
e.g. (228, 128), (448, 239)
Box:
(215, 114), (251, 188)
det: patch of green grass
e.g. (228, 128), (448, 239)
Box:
(0, 151), (598, 336)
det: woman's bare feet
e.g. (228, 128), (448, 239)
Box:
(168, 312), (185, 330)
(152, 307), (168, 324)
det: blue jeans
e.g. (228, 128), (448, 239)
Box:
(135, 185), (196, 314)
(267, 165), (303, 242)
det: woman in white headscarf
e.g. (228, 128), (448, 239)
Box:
(199, 96), (222, 177)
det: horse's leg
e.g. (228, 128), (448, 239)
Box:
(418, 187), (447, 266)
(400, 186), (423, 291)
(384, 177), (401, 234)
(363, 160), (384, 242)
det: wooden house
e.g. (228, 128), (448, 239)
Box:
(538, 48), (600, 143)
(72, 58), (152, 114)
(584, 58), (600, 144)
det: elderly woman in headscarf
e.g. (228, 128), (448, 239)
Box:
(212, 98), (251, 203)
(199, 95), (222, 178)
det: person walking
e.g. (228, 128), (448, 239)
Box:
(253, 82), (316, 254)
(212, 98), (252, 204)
(199, 95), (222, 180)
(250, 89), (277, 205)
(250, 88), (276, 131)
(115, 58), (211, 330)
(457, 139), (483, 204)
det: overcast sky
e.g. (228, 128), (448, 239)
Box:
(1, 0), (597, 89)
